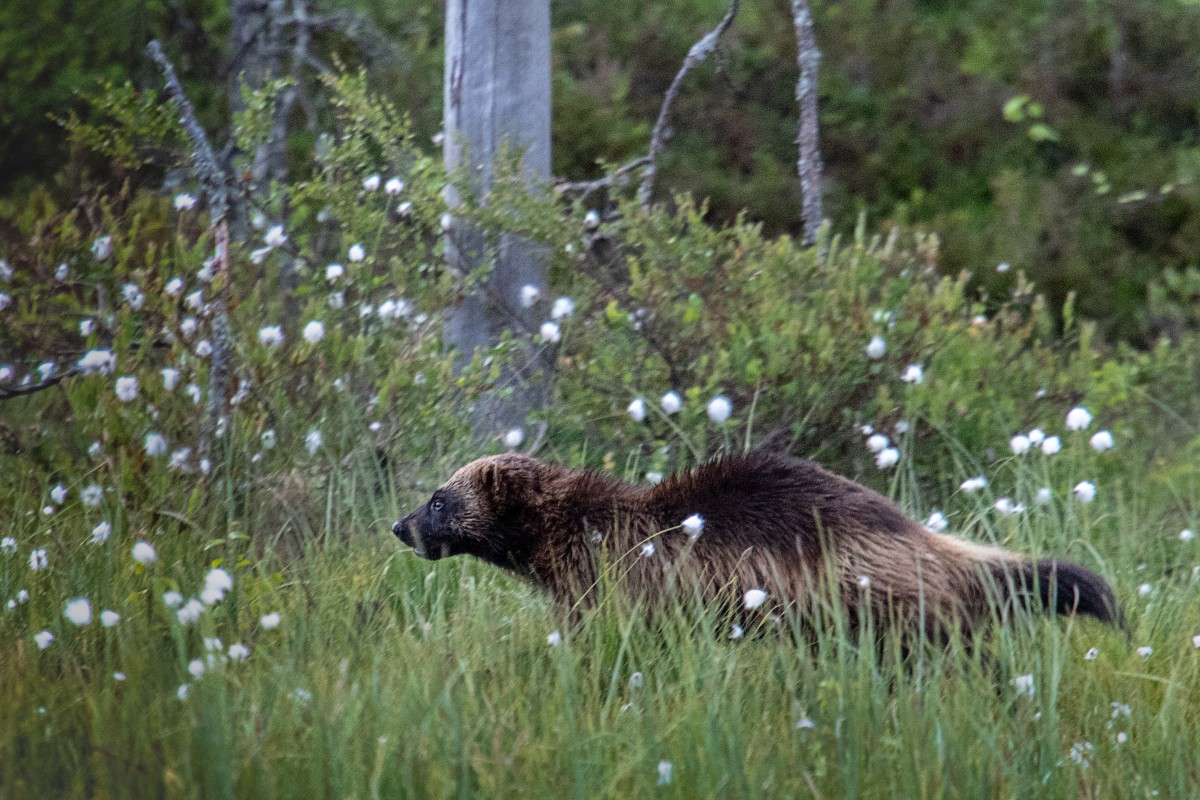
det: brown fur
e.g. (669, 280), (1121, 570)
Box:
(393, 451), (1120, 634)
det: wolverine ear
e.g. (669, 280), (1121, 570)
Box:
(477, 455), (541, 513)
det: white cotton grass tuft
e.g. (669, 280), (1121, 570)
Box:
(1011, 673), (1035, 699)
(202, 568), (233, 605)
(743, 589), (767, 609)
(264, 225), (287, 248)
(260, 612), (282, 630)
(682, 514), (705, 540)
(64, 598), (92, 626)
(551, 297), (575, 320)
(34, 630), (54, 650)
(101, 610), (121, 628)
(132, 541), (157, 565)
(78, 349), (116, 375)
(1036, 487), (1053, 505)
(1010, 434), (1031, 455)
(994, 497), (1025, 516)
(362, 174), (381, 191)
(925, 511), (948, 532)
(960, 476), (988, 493)
(348, 243), (366, 262)
(1066, 406), (1093, 431)
(639, 542), (656, 558)
(627, 397), (647, 422)
(188, 659), (206, 679)
(177, 599), (204, 625)
(91, 521), (111, 544)
(385, 177), (404, 195)
(875, 447), (900, 470)
(228, 643), (250, 661)
(660, 391), (682, 415)
(115, 376), (139, 402)
(728, 624), (744, 640)
(1181, 529), (1195, 543)
(1136, 646), (1153, 658)
(866, 434), (889, 453)
(1040, 435), (1062, 455)
(29, 548), (48, 570)
(305, 429), (323, 455)
(502, 428), (524, 449)
(163, 591), (184, 609)
(1089, 430), (1114, 452)
(901, 364), (924, 384)
(258, 325), (284, 349)
(1, 536), (15, 554)
(161, 367), (180, 391)
(865, 335), (887, 360)
(1084, 647), (1099, 660)
(706, 395), (732, 424)
(1027, 428), (1045, 445)
(325, 263), (344, 283)
(51, 483), (67, 504)
(144, 433), (168, 457)
(302, 320), (325, 344)
(539, 321), (561, 343)
(174, 193), (197, 211)
(1073, 481), (1097, 504)
(546, 630), (562, 647)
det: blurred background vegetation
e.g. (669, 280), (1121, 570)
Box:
(4, 0), (1200, 343)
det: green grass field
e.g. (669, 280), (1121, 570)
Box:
(3, 442), (1199, 800)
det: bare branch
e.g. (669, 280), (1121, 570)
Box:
(791, 0), (825, 246)
(555, 156), (650, 198)
(637, 0), (740, 207)
(0, 368), (83, 401)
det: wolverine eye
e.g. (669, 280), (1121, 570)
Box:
(431, 498), (445, 512)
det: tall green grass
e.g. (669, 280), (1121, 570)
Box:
(3, 441), (1199, 800)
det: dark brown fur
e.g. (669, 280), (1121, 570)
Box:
(393, 452), (1120, 634)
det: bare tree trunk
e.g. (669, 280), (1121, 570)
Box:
(443, 0), (552, 439)
(229, 0), (290, 192)
(792, 0), (825, 247)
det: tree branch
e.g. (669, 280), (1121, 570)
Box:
(556, 156), (650, 199)
(791, 0), (825, 246)
(637, 0), (740, 207)
(0, 368), (83, 401)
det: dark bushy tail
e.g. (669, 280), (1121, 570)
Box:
(991, 559), (1123, 627)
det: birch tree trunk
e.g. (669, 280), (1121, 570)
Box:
(443, 0), (552, 439)
(792, 0), (825, 247)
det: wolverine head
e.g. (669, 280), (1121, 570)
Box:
(392, 453), (544, 566)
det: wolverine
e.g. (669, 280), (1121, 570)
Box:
(392, 451), (1119, 634)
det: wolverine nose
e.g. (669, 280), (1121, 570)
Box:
(392, 520), (404, 537)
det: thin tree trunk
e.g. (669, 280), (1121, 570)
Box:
(443, 0), (552, 439)
(792, 0), (825, 247)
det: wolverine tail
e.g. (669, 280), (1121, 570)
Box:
(984, 558), (1123, 627)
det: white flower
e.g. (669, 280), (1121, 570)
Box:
(627, 397), (647, 422)
(185, 290), (204, 313)
(584, 209), (601, 230)
(0, 260), (10, 280)
(519, 285), (540, 308)
(1068, 741), (1094, 767)
(1027, 428), (1045, 444)
(131, 541), (157, 565)
(92, 235), (113, 261)
(15, 589), (28, 604)
(228, 643), (250, 661)
(0, 537), (15, 554)
(1010, 434), (1031, 455)
(37, 361), (56, 380)
(502, 428), (524, 449)
(35, 630), (54, 650)
(875, 447), (900, 469)
(264, 225), (287, 248)
(744, 589), (768, 610)
(1073, 481), (1097, 504)
(728, 624), (744, 640)
(324, 263), (345, 283)
(188, 659), (206, 679)
(197, 259), (215, 282)
(660, 391), (682, 415)
(348, 243), (366, 262)
(960, 476), (988, 493)
(163, 591), (183, 609)
(1066, 407), (1093, 431)
(997, 261), (1011, 273)
(362, 174), (381, 191)
(994, 497), (1025, 516)
(177, 599), (204, 625)
(894, 420), (910, 435)
(29, 548), (48, 570)
(645, 471), (663, 485)
(1084, 647), (1099, 660)
(546, 630), (562, 647)
(1011, 673), (1034, 698)
(121, 283), (144, 309)
(113, 672), (126, 681)
(857, 575), (871, 589)
(1089, 431), (1114, 452)
(101, 610), (120, 627)
(195, 340), (213, 358)
(866, 335), (887, 359)
(640, 542), (656, 558)
(629, 671), (644, 688)
(91, 521), (111, 544)
(1116, 732), (1127, 745)
(1040, 435), (1062, 455)
(328, 291), (345, 309)
(176, 684), (189, 701)
(78, 349), (116, 375)
(160, 367), (180, 391)
(1035, 487), (1053, 505)
(80, 318), (97, 337)
(0, 365), (15, 383)
(303, 320), (325, 344)
(1136, 646), (1152, 658)
(204, 568), (233, 597)
(1137, 583), (1153, 598)
(64, 597), (92, 626)
(115, 376), (139, 402)
(180, 317), (197, 337)
(866, 434), (889, 453)
(174, 193), (197, 211)
(440, 213), (453, 232)
(260, 612), (282, 630)
(385, 177), (404, 195)
(261, 429), (277, 449)
(164, 277), (184, 296)
(50, 483), (67, 504)
(706, 395), (732, 424)
(682, 514), (705, 540)
(305, 429), (322, 455)
(551, 297), (575, 320)
(1181, 529), (1195, 543)
(144, 433), (168, 457)
(396, 201), (414, 217)
(539, 321), (561, 343)
(901, 364), (924, 384)
(795, 717), (816, 730)
(1192, 635), (1200, 649)
(656, 761), (673, 786)
(924, 511), (948, 532)
(258, 325), (284, 349)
